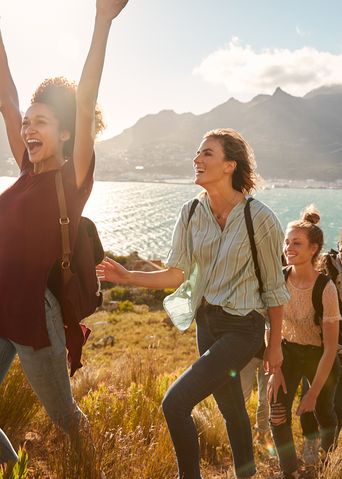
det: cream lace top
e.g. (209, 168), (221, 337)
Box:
(283, 278), (341, 347)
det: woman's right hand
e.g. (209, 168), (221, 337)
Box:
(96, 257), (130, 284)
(267, 369), (287, 403)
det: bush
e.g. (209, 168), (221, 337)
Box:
(109, 286), (132, 301)
(118, 300), (135, 312)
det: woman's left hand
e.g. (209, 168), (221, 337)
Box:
(267, 370), (287, 403)
(296, 389), (317, 415)
(96, 0), (129, 21)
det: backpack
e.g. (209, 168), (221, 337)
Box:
(283, 265), (342, 349)
(48, 171), (104, 376)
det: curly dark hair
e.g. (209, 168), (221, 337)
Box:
(203, 128), (257, 194)
(31, 76), (105, 156)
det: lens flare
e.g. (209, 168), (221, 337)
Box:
(266, 441), (276, 456)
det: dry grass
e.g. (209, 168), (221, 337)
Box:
(0, 308), (341, 478)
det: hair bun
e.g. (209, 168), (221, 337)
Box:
(301, 205), (320, 225)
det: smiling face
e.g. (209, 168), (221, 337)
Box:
(284, 228), (319, 266)
(193, 137), (236, 188)
(21, 102), (70, 166)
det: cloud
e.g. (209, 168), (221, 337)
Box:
(193, 38), (342, 100)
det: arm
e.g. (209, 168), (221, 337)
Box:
(296, 322), (338, 414)
(73, 0), (129, 188)
(0, 29), (25, 166)
(297, 283), (340, 415)
(96, 257), (184, 289)
(252, 207), (289, 371)
(264, 305), (284, 372)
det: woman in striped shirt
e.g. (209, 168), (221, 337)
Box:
(97, 128), (289, 479)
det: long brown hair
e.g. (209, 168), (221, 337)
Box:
(203, 128), (257, 194)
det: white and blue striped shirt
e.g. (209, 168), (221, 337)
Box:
(166, 194), (289, 317)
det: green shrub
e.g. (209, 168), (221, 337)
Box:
(109, 286), (132, 301)
(118, 300), (135, 312)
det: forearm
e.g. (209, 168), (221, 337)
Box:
(309, 350), (337, 398)
(0, 32), (19, 113)
(126, 268), (184, 289)
(77, 15), (112, 111)
(267, 305), (283, 348)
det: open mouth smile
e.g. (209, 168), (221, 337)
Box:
(27, 138), (43, 154)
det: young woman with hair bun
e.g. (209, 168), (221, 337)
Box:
(268, 205), (341, 479)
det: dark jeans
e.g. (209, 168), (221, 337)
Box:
(270, 340), (340, 475)
(162, 303), (265, 479)
(301, 355), (342, 441)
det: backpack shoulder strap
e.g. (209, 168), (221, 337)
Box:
(312, 273), (330, 325)
(244, 197), (263, 294)
(244, 196), (264, 294)
(187, 198), (199, 225)
(283, 265), (292, 281)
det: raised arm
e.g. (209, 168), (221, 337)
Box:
(73, 0), (129, 188)
(0, 29), (25, 167)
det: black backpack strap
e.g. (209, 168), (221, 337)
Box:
(312, 273), (330, 326)
(244, 197), (263, 294)
(283, 266), (292, 281)
(187, 198), (199, 225)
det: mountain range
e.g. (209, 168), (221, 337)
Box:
(1, 85), (342, 181)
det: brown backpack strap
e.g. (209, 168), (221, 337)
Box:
(55, 171), (72, 273)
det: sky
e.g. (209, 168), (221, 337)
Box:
(1, 0), (342, 139)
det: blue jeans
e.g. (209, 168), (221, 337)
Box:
(0, 290), (86, 464)
(270, 340), (340, 475)
(162, 303), (265, 479)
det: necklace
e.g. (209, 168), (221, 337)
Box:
(212, 191), (239, 220)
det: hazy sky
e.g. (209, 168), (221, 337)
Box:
(1, 0), (342, 138)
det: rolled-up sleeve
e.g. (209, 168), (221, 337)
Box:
(255, 212), (290, 308)
(165, 204), (190, 272)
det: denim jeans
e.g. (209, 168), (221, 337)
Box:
(241, 357), (270, 433)
(300, 354), (342, 443)
(270, 340), (340, 475)
(0, 290), (86, 464)
(162, 303), (265, 479)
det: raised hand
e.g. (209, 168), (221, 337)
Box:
(96, 0), (129, 21)
(96, 257), (131, 284)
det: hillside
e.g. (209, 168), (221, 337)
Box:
(1, 85), (342, 181)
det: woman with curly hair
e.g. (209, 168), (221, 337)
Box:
(97, 128), (289, 478)
(0, 0), (129, 464)
(268, 206), (341, 479)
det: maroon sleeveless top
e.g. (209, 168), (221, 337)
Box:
(0, 150), (94, 349)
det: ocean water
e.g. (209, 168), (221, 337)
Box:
(0, 176), (341, 261)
